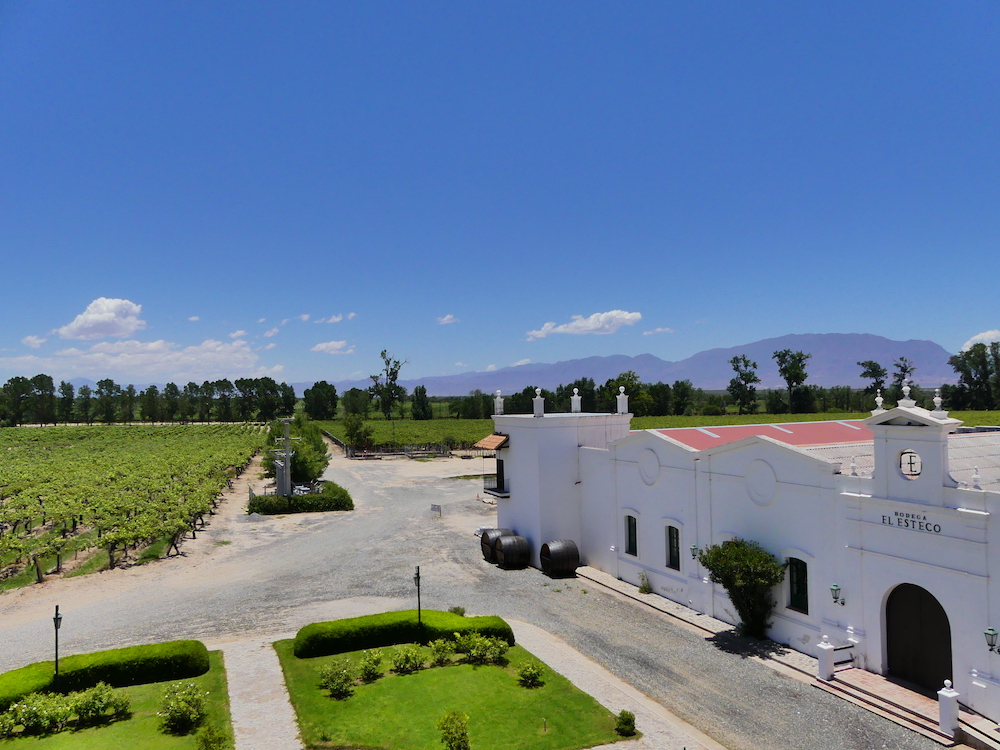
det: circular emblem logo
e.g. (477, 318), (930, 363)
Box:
(638, 448), (660, 486)
(745, 459), (777, 506)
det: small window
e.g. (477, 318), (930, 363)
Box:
(666, 526), (680, 570)
(625, 515), (638, 556)
(788, 557), (808, 614)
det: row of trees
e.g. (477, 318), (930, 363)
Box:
(727, 350), (922, 415)
(0, 375), (303, 427)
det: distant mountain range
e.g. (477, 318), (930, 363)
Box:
(313, 333), (957, 397)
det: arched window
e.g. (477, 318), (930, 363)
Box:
(788, 557), (808, 614)
(625, 515), (638, 556)
(666, 526), (680, 570)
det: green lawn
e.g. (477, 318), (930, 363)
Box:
(274, 640), (624, 750)
(0, 651), (231, 749)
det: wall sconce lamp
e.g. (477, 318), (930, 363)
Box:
(986, 627), (999, 652)
(830, 584), (845, 606)
(690, 545), (698, 560)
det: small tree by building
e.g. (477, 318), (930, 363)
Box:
(772, 349), (811, 413)
(727, 355), (760, 415)
(437, 711), (471, 750)
(698, 538), (786, 639)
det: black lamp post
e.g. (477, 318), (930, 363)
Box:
(53, 605), (63, 685)
(413, 566), (421, 626)
(986, 627), (999, 652)
(690, 545), (698, 560)
(830, 584), (845, 606)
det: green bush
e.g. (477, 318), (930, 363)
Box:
(454, 633), (508, 665)
(447, 606), (465, 617)
(438, 710), (471, 750)
(698, 538), (786, 639)
(292, 610), (514, 658)
(0, 711), (15, 739)
(390, 645), (424, 675)
(517, 661), (544, 688)
(357, 650), (383, 682)
(196, 723), (232, 750)
(247, 481), (353, 515)
(71, 682), (130, 725)
(615, 709), (636, 736)
(158, 682), (207, 734)
(318, 659), (355, 699)
(9, 692), (72, 734)
(0, 640), (209, 711)
(429, 639), (456, 667)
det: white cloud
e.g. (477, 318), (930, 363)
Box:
(263, 327), (280, 338)
(527, 310), (642, 341)
(0, 338), (282, 382)
(258, 317), (266, 323)
(315, 314), (343, 324)
(311, 340), (355, 355)
(261, 343), (276, 350)
(22, 335), (47, 349)
(299, 314), (310, 322)
(347, 312), (356, 320)
(962, 330), (1000, 351)
(485, 364), (497, 372)
(229, 330), (248, 339)
(55, 297), (147, 340)
(188, 316), (200, 322)
(455, 362), (466, 367)
(437, 314), (459, 325)
(281, 318), (290, 326)
(643, 327), (675, 336)
(511, 358), (531, 367)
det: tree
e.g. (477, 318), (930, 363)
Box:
(120, 384), (137, 423)
(162, 382), (181, 422)
(75, 384), (93, 425)
(29, 373), (56, 425)
(234, 378), (257, 420)
(647, 381), (672, 417)
(140, 385), (161, 422)
(947, 343), (998, 410)
(0, 376), (31, 426)
(727, 355), (760, 415)
(410, 385), (432, 420)
(197, 381), (215, 422)
(437, 711), (471, 750)
(57, 380), (75, 423)
(772, 349), (811, 413)
(857, 360), (888, 395)
(597, 371), (650, 415)
(256, 377), (281, 421)
(369, 349), (407, 420)
(671, 380), (694, 415)
(341, 388), (371, 418)
(215, 379), (235, 422)
(95, 378), (120, 424)
(698, 538), (786, 639)
(303, 381), (339, 420)
(278, 382), (297, 417)
(891, 356), (917, 403)
(342, 413), (373, 451)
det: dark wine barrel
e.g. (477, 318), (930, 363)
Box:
(496, 535), (530, 570)
(540, 540), (579, 577)
(480, 528), (514, 563)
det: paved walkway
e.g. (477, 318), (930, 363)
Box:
(219, 638), (303, 750)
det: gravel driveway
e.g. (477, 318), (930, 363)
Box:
(0, 448), (943, 750)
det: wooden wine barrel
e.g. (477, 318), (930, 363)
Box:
(496, 535), (530, 570)
(540, 540), (580, 577)
(480, 528), (514, 563)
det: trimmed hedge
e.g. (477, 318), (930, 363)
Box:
(293, 610), (515, 659)
(247, 481), (353, 515)
(0, 640), (210, 710)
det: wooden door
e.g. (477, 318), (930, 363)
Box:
(886, 583), (952, 692)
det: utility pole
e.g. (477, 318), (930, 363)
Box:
(272, 418), (297, 496)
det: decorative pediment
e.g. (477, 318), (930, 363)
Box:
(864, 405), (961, 430)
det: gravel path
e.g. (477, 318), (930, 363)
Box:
(0, 448), (951, 750)
(220, 638), (302, 750)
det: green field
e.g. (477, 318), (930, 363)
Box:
(0, 651), (231, 749)
(275, 640), (621, 750)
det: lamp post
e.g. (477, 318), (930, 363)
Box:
(53, 605), (63, 685)
(690, 545), (698, 560)
(986, 627), (999, 652)
(830, 584), (845, 606)
(413, 566), (421, 626)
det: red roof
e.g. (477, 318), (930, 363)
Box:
(656, 420), (872, 451)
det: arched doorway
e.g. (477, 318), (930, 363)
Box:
(886, 583), (952, 692)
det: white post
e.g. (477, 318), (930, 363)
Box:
(532, 388), (545, 418)
(816, 635), (836, 681)
(494, 390), (504, 416)
(571, 388), (582, 413)
(938, 679), (960, 737)
(616, 386), (629, 415)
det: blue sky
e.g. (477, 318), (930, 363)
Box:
(1, 1), (998, 386)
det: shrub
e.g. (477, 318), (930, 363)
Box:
(357, 650), (382, 682)
(615, 709), (636, 736)
(71, 682), (131, 725)
(0, 711), (15, 739)
(159, 682), (207, 734)
(517, 661), (544, 688)
(638, 571), (652, 594)
(196, 723), (232, 750)
(390, 645), (424, 675)
(429, 639), (456, 667)
(447, 606), (465, 617)
(9, 692), (71, 735)
(697, 538), (786, 639)
(454, 633), (508, 665)
(247, 481), (354, 514)
(438, 710), (471, 750)
(318, 659), (355, 699)
(292, 610), (514, 658)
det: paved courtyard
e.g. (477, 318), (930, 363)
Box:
(0, 448), (947, 750)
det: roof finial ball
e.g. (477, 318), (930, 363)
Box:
(619, 386), (625, 394)
(571, 387), (582, 413)
(874, 389), (885, 414)
(616, 386), (629, 415)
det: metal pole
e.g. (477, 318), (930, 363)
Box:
(53, 605), (62, 686)
(414, 566), (421, 626)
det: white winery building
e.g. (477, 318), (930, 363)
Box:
(487, 388), (1000, 720)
